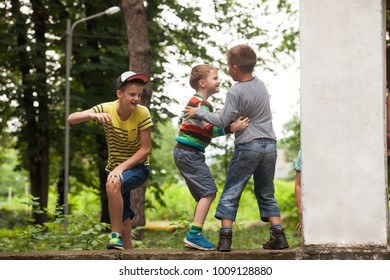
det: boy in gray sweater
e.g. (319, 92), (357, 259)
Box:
(184, 44), (289, 251)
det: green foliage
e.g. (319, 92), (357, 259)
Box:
(0, 178), (302, 251)
(279, 113), (300, 179)
(0, 208), (30, 229)
(0, 216), (110, 252)
(0, 146), (28, 197)
(0, 196), (111, 252)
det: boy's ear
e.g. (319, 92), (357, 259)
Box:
(199, 79), (206, 88)
(116, 89), (122, 99)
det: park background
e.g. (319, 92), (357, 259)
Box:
(1, 0), (386, 252)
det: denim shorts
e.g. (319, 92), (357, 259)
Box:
(112, 163), (150, 221)
(173, 146), (218, 202)
(215, 138), (280, 222)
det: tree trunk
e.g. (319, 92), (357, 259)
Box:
(11, 0), (50, 224)
(57, 169), (65, 215)
(30, 0), (50, 224)
(122, 0), (153, 233)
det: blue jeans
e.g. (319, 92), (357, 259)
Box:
(114, 163), (150, 221)
(215, 138), (280, 222)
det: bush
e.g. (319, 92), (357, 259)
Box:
(0, 196), (111, 252)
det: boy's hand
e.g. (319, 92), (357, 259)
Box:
(107, 167), (124, 184)
(296, 213), (302, 235)
(230, 116), (250, 132)
(93, 112), (112, 124)
(182, 102), (202, 119)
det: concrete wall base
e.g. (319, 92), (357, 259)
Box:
(1, 246), (390, 260)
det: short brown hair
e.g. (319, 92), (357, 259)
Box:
(189, 64), (217, 90)
(226, 44), (257, 73)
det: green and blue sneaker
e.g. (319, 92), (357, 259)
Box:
(183, 232), (216, 251)
(106, 232), (124, 250)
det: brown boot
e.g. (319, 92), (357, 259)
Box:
(263, 227), (289, 250)
(217, 229), (233, 252)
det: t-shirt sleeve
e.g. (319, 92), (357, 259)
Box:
(139, 107), (153, 131)
(92, 103), (106, 113)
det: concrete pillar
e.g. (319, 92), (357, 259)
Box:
(300, 0), (388, 245)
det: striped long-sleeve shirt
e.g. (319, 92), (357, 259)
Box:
(176, 94), (231, 153)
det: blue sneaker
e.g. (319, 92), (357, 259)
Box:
(106, 232), (124, 250)
(183, 232), (216, 251)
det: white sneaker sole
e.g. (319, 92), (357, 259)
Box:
(183, 238), (216, 251)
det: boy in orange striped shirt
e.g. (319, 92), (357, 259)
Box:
(174, 64), (249, 250)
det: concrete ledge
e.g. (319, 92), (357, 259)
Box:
(1, 246), (390, 260)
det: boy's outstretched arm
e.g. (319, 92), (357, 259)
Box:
(68, 108), (111, 124)
(184, 93), (239, 128)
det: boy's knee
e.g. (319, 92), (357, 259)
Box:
(106, 181), (121, 195)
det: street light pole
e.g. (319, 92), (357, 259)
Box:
(64, 6), (120, 216)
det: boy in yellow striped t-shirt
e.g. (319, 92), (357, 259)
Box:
(68, 71), (153, 250)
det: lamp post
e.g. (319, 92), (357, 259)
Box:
(64, 6), (120, 216)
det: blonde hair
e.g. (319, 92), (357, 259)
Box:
(189, 64), (217, 90)
(226, 44), (257, 73)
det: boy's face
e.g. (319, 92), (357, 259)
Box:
(117, 83), (143, 110)
(202, 69), (220, 94)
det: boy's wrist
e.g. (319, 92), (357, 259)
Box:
(224, 125), (233, 134)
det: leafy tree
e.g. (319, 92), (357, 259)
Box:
(1, 0), (61, 224)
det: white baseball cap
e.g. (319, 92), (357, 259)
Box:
(116, 71), (148, 89)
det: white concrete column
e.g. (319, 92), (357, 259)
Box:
(300, 0), (388, 245)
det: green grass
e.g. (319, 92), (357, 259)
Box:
(142, 179), (302, 249)
(139, 220), (302, 250)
